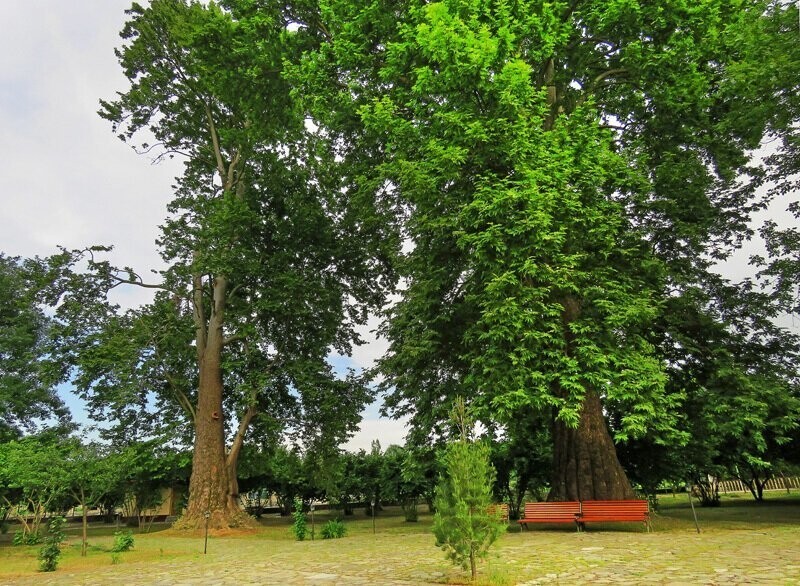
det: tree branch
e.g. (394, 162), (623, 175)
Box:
(222, 333), (247, 346)
(107, 273), (176, 292)
(192, 255), (207, 357)
(226, 402), (257, 470)
(205, 103), (228, 180)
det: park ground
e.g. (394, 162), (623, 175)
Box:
(2, 493), (799, 585)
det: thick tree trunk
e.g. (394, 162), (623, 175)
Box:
(549, 296), (635, 501)
(177, 344), (244, 530)
(549, 389), (635, 501)
(175, 275), (252, 531)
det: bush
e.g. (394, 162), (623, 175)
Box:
(320, 519), (347, 539)
(37, 517), (66, 572)
(291, 497), (307, 541)
(403, 498), (418, 522)
(13, 529), (42, 546)
(112, 530), (135, 552)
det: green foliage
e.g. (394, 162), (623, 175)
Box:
(0, 254), (70, 439)
(291, 497), (307, 541)
(433, 401), (504, 580)
(13, 530), (41, 546)
(112, 530), (135, 553)
(320, 519), (347, 539)
(0, 434), (71, 541)
(37, 516), (66, 572)
(292, 0), (800, 502)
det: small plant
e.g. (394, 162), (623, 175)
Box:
(111, 552), (121, 565)
(403, 498), (419, 522)
(13, 529), (42, 546)
(291, 497), (307, 541)
(433, 398), (505, 581)
(37, 517), (66, 572)
(320, 519), (347, 539)
(111, 530), (135, 552)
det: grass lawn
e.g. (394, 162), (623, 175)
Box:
(2, 491), (799, 585)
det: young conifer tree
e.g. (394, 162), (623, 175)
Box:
(433, 399), (504, 581)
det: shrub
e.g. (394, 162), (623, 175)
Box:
(13, 529), (42, 546)
(37, 517), (66, 572)
(112, 530), (135, 552)
(291, 497), (307, 541)
(320, 519), (347, 539)
(403, 498), (418, 522)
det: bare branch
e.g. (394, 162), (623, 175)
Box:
(107, 273), (174, 291)
(222, 333), (247, 346)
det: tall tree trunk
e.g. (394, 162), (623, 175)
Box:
(176, 274), (251, 531)
(549, 389), (635, 501)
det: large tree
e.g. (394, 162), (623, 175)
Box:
(45, 0), (394, 530)
(294, 0), (800, 500)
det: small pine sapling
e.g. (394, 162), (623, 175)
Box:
(433, 399), (505, 581)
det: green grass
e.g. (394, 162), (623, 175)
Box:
(2, 492), (799, 584)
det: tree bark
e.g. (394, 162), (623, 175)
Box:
(549, 389), (636, 501)
(81, 498), (88, 557)
(226, 405), (257, 509)
(175, 275), (252, 531)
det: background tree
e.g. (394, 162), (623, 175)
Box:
(326, 450), (364, 516)
(117, 441), (191, 531)
(0, 255), (70, 441)
(489, 410), (552, 518)
(0, 433), (70, 542)
(64, 442), (128, 556)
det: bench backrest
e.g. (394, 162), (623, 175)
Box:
(487, 503), (509, 521)
(522, 501), (581, 520)
(580, 500), (649, 519)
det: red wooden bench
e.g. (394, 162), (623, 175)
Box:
(577, 500), (651, 532)
(518, 501), (581, 530)
(487, 503), (509, 522)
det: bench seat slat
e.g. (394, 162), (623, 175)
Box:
(578, 500), (651, 531)
(518, 502), (581, 528)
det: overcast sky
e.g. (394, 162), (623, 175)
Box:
(0, 1), (406, 451)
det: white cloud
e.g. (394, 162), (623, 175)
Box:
(342, 416), (410, 453)
(0, 1), (176, 282)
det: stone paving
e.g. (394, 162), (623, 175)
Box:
(6, 528), (800, 585)
(3, 520), (800, 585)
